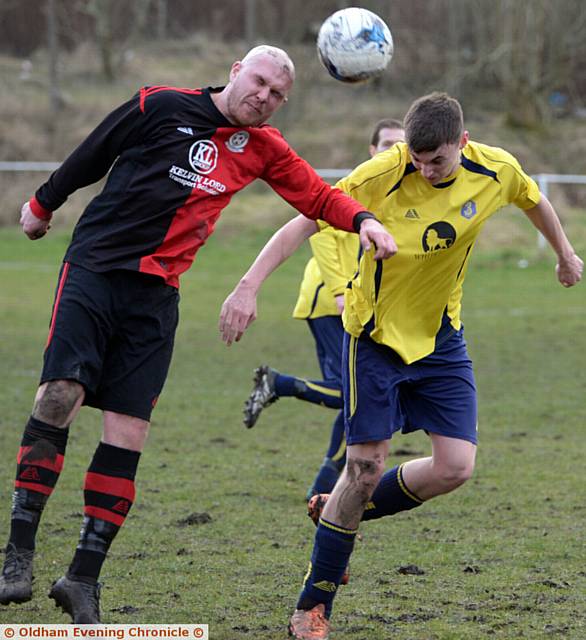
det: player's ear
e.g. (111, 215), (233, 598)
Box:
(229, 61), (242, 81)
(459, 130), (470, 149)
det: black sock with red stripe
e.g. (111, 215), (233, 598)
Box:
(68, 442), (140, 582)
(9, 417), (69, 550)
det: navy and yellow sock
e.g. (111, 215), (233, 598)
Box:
(296, 519), (356, 618)
(362, 464), (423, 521)
(68, 442), (140, 582)
(274, 374), (342, 409)
(10, 416), (69, 550)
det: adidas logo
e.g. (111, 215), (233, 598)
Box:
(405, 209), (420, 219)
(177, 126), (194, 136)
(112, 499), (131, 515)
(312, 580), (337, 593)
(19, 466), (41, 481)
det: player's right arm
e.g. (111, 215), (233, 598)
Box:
(219, 215), (318, 345)
(21, 92), (147, 239)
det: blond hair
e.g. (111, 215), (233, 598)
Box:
(241, 45), (295, 81)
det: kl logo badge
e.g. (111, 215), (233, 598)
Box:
(461, 200), (477, 219)
(225, 131), (250, 153)
(189, 140), (218, 175)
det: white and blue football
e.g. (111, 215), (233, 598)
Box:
(317, 7), (393, 83)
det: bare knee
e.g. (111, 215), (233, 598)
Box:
(103, 411), (150, 452)
(33, 380), (85, 428)
(434, 458), (475, 492)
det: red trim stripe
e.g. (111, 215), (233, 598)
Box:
(17, 446), (65, 473)
(139, 85), (203, 113)
(84, 472), (136, 501)
(15, 481), (53, 495)
(45, 262), (70, 350)
(84, 506), (125, 527)
(139, 87), (147, 113)
(29, 196), (53, 221)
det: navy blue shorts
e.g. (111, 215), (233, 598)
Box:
(41, 263), (180, 421)
(342, 329), (478, 445)
(307, 315), (345, 387)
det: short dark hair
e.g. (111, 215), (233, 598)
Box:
(404, 92), (463, 153)
(370, 118), (404, 147)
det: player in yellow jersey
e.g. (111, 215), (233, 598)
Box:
(242, 120), (405, 500)
(219, 93), (582, 640)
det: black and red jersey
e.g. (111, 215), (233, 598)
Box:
(33, 86), (365, 287)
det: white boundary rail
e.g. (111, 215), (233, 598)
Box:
(0, 161), (61, 171)
(533, 174), (586, 249)
(1, 163), (584, 250)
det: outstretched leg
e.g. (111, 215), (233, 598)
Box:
(364, 434), (476, 519)
(243, 317), (344, 429)
(243, 365), (342, 428)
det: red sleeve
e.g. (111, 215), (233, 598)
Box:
(260, 129), (363, 232)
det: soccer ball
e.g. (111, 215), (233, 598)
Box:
(316, 7), (393, 83)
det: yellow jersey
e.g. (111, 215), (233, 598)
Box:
(339, 141), (541, 363)
(292, 223), (360, 319)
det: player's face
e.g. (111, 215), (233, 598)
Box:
(370, 127), (405, 156)
(409, 132), (469, 185)
(225, 56), (292, 127)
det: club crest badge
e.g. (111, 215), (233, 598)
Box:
(461, 200), (477, 219)
(225, 131), (250, 153)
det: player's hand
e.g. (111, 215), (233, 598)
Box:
(219, 282), (258, 346)
(20, 202), (51, 240)
(359, 218), (397, 260)
(556, 253), (583, 287)
(335, 294), (345, 314)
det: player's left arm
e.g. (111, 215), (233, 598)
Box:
(522, 194), (583, 287)
(219, 215), (318, 345)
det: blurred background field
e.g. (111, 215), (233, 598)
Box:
(0, 1), (585, 637)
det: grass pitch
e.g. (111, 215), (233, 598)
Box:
(0, 223), (584, 639)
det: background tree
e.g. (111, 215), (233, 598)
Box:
(0, 0), (584, 126)
(46, 0), (65, 115)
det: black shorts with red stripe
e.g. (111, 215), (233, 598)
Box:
(41, 263), (179, 421)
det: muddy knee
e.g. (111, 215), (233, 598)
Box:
(33, 380), (85, 427)
(346, 457), (386, 500)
